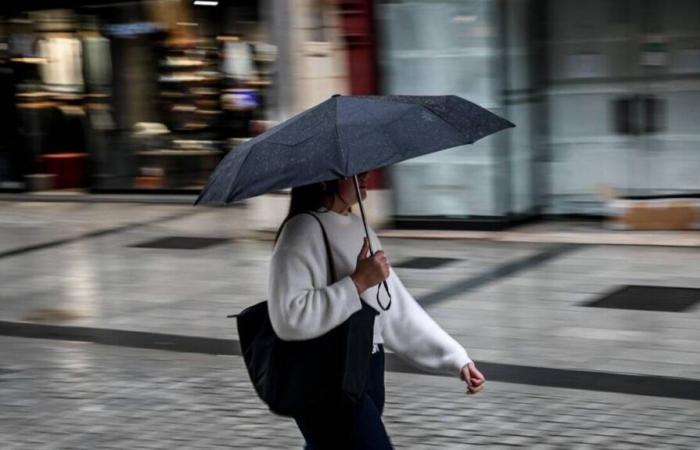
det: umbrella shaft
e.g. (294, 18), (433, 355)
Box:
(353, 175), (392, 311)
(352, 175), (374, 255)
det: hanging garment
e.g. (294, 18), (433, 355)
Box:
(38, 37), (84, 92)
(82, 36), (112, 89)
(221, 41), (256, 81)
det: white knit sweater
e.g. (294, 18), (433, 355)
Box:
(267, 209), (472, 378)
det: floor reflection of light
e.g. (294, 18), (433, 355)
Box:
(52, 340), (96, 373)
(63, 242), (100, 319)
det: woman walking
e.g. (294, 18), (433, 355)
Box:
(269, 171), (486, 449)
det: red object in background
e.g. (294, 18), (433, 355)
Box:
(339, 0), (385, 190)
(338, 0), (378, 96)
(364, 170), (385, 190)
(40, 153), (88, 189)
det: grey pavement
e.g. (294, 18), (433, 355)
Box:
(2, 336), (699, 449)
(1, 201), (699, 380)
(1, 200), (700, 447)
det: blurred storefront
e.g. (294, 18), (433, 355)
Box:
(3, 0), (700, 229)
(546, 0), (700, 215)
(0, 0), (277, 193)
(376, 0), (700, 228)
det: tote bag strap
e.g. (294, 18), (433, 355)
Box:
(303, 212), (337, 285)
(226, 212), (339, 319)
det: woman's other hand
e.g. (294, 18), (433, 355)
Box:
(460, 363), (486, 395)
(351, 238), (390, 294)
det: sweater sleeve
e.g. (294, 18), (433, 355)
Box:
(267, 219), (363, 341)
(381, 268), (473, 378)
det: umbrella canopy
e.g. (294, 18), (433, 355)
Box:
(194, 95), (514, 205)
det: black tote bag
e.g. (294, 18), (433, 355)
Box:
(235, 212), (378, 417)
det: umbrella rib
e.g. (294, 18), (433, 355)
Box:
(426, 106), (470, 142)
(225, 142), (257, 203)
(359, 101), (413, 168)
(384, 96), (475, 142)
(219, 104), (325, 203)
(336, 98), (349, 175)
(417, 100), (490, 143)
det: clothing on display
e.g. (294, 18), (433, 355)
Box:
(1, 10), (276, 192)
(0, 68), (21, 183)
(82, 36), (112, 89)
(18, 102), (87, 155)
(86, 104), (114, 184)
(38, 37), (84, 92)
(221, 41), (256, 81)
(17, 103), (53, 170)
(9, 33), (36, 57)
(52, 105), (88, 154)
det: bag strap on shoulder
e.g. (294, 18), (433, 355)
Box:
(303, 212), (337, 284)
(226, 211), (345, 318)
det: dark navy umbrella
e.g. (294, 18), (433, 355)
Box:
(196, 94), (513, 309)
(195, 94), (513, 206)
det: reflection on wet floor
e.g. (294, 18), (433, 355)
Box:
(2, 202), (700, 398)
(20, 308), (89, 322)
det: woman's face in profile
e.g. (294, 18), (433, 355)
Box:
(337, 172), (369, 205)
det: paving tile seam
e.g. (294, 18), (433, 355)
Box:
(417, 244), (585, 307)
(1, 322), (699, 401)
(0, 195), (202, 205)
(0, 210), (200, 260)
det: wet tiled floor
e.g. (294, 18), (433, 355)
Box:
(1, 201), (699, 379)
(1, 200), (699, 447)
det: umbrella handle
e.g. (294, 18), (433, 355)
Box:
(377, 280), (392, 311)
(353, 175), (392, 311)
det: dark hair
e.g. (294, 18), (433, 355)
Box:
(273, 180), (341, 244)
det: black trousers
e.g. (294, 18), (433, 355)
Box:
(294, 345), (393, 450)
